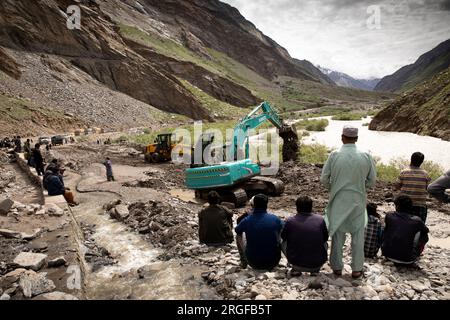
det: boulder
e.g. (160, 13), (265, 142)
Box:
(13, 252), (48, 271)
(0, 268), (28, 289)
(45, 204), (64, 217)
(0, 228), (22, 239)
(19, 271), (55, 298)
(0, 293), (10, 300)
(0, 198), (14, 215)
(110, 204), (129, 221)
(21, 229), (42, 241)
(34, 291), (78, 300)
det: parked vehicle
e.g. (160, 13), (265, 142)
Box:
(51, 135), (66, 146)
(38, 136), (51, 145)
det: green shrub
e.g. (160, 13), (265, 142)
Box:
(331, 112), (365, 121)
(297, 119), (329, 131)
(299, 143), (331, 164)
(375, 157), (444, 182)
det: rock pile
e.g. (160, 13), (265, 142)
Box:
(105, 199), (198, 258)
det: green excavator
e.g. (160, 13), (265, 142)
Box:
(184, 101), (299, 206)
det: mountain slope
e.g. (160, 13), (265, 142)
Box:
(370, 67), (450, 141)
(318, 66), (380, 91)
(375, 39), (450, 92)
(100, 0), (333, 84)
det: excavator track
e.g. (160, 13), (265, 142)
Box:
(249, 176), (285, 196)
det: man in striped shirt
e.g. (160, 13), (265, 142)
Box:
(396, 152), (431, 223)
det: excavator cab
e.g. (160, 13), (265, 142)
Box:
(145, 133), (174, 163)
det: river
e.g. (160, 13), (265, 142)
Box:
(301, 116), (450, 169)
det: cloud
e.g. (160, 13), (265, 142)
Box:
(222, 0), (450, 78)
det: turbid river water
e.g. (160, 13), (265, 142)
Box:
(302, 116), (450, 169)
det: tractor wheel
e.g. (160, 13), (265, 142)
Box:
(151, 153), (161, 163)
(144, 154), (152, 163)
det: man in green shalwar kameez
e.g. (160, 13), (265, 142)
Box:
(320, 125), (376, 278)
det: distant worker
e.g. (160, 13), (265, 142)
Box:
(364, 202), (383, 258)
(395, 152), (430, 223)
(381, 195), (429, 266)
(281, 196), (328, 275)
(427, 169), (450, 204)
(24, 139), (31, 160)
(235, 194), (283, 270)
(32, 143), (45, 176)
(46, 166), (78, 206)
(103, 157), (115, 181)
(320, 125), (377, 279)
(198, 191), (234, 246)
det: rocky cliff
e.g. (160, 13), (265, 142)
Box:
(370, 67), (450, 141)
(375, 39), (450, 93)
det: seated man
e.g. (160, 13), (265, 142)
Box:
(198, 191), (234, 246)
(46, 167), (78, 206)
(235, 194), (283, 270)
(364, 202), (383, 258)
(281, 196), (328, 275)
(381, 195), (429, 266)
(427, 169), (450, 203)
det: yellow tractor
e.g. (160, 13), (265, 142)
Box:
(144, 133), (177, 163)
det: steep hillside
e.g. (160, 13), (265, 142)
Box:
(375, 39), (450, 92)
(370, 67), (450, 141)
(0, 0), (390, 136)
(319, 66), (380, 91)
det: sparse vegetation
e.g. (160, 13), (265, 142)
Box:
(375, 157), (444, 182)
(298, 143), (332, 164)
(296, 119), (329, 131)
(331, 111), (366, 121)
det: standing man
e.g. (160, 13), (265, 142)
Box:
(395, 152), (430, 223)
(320, 125), (376, 278)
(32, 143), (45, 176)
(103, 157), (115, 181)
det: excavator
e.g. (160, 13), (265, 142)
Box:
(184, 101), (299, 206)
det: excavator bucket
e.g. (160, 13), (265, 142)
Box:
(279, 124), (299, 162)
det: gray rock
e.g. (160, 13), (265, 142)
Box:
(0, 228), (22, 239)
(330, 278), (353, 287)
(409, 280), (428, 293)
(45, 204), (64, 217)
(0, 293), (10, 300)
(110, 204), (129, 221)
(0, 268), (28, 288)
(34, 291), (78, 300)
(21, 229), (42, 241)
(19, 271), (56, 298)
(0, 198), (14, 215)
(13, 252), (48, 271)
(47, 257), (66, 268)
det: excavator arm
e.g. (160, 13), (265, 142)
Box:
(228, 101), (298, 161)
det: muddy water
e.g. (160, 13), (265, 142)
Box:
(302, 116), (450, 168)
(68, 166), (217, 300)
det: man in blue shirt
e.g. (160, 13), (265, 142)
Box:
(235, 194), (283, 270)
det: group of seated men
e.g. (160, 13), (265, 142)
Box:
(198, 191), (432, 274)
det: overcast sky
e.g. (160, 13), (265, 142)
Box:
(222, 0), (450, 79)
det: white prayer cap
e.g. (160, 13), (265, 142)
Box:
(342, 125), (358, 138)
